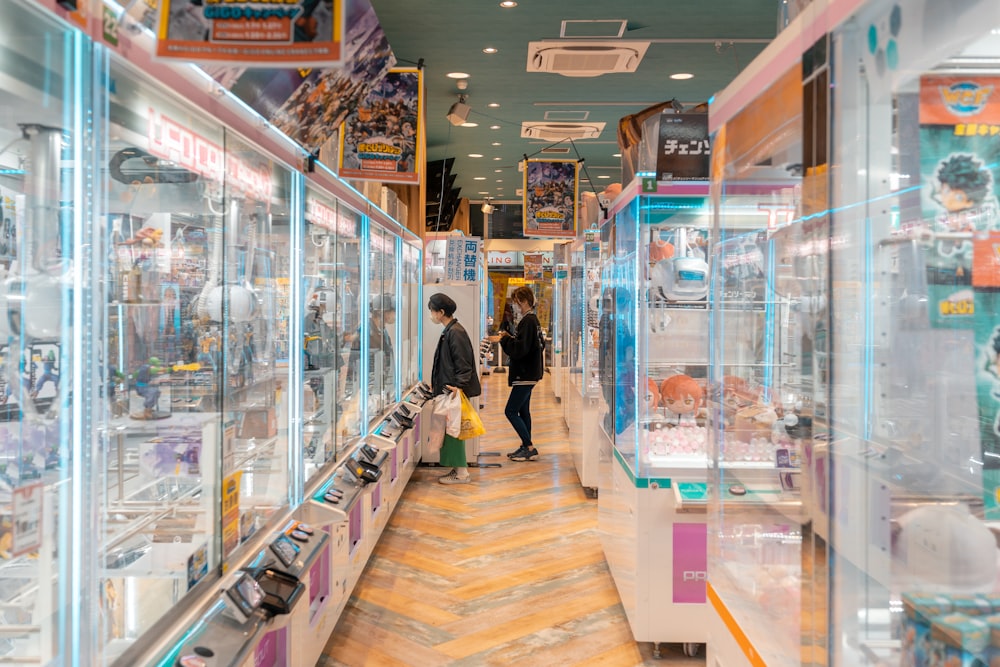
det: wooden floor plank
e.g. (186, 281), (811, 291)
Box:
(319, 374), (705, 667)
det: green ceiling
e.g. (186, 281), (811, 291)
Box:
(368, 0), (779, 209)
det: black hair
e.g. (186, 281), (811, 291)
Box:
(511, 285), (535, 308)
(937, 154), (993, 204)
(371, 294), (396, 312)
(428, 292), (457, 317)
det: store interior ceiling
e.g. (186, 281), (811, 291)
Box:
(369, 0), (779, 215)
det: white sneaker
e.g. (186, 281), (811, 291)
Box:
(439, 470), (471, 485)
(436, 467), (456, 478)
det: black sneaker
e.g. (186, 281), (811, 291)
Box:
(509, 447), (539, 462)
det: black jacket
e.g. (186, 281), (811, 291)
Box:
(431, 320), (481, 398)
(500, 312), (544, 386)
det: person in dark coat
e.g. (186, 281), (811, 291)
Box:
(491, 286), (544, 461)
(428, 292), (481, 484)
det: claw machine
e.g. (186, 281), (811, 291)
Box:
(597, 179), (715, 656)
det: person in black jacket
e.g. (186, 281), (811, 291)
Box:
(491, 286), (544, 461)
(428, 293), (481, 484)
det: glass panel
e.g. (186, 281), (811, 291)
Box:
(98, 59), (227, 661)
(708, 62), (808, 667)
(303, 189), (341, 480)
(366, 225), (396, 423)
(401, 241), (420, 389)
(829, 7), (1000, 665)
(220, 132), (292, 561)
(612, 199), (638, 454)
(0, 3), (80, 662)
(335, 205), (362, 458)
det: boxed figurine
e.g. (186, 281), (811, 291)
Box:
(929, 613), (989, 666)
(901, 593), (952, 667)
(238, 407), (276, 439)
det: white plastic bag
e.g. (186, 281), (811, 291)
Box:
(433, 391), (462, 438)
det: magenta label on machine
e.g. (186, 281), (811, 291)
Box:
(673, 523), (708, 603)
(254, 626), (287, 667)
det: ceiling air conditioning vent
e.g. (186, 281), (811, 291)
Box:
(527, 41), (650, 77)
(541, 146), (572, 154)
(521, 121), (606, 141)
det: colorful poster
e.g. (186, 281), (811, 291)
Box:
(0, 187), (17, 267)
(919, 75), (1000, 329)
(523, 159), (578, 238)
(523, 254), (544, 281)
(155, 0), (344, 66)
(203, 0), (394, 151)
(655, 113), (710, 181)
(338, 69), (422, 184)
(975, 290), (1000, 517)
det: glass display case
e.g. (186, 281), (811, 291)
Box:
(96, 55), (296, 661)
(708, 2), (1000, 666)
(361, 222), (399, 425)
(303, 189), (363, 482)
(596, 183), (714, 653)
(0, 2), (86, 662)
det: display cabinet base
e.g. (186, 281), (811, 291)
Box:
(130, 410), (171, 420)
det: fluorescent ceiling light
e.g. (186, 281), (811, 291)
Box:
(490, 125), (501, 130)
(597, 175), (611, 179)
(491, 141), (502, 146)
(613, 153), (622, 157)
(487, 103), (501, 108)
(670, 72), (694, 80)
(469, 153), (484, 158)
(460, 122), (479, 127)
(493, 157), (502, 161)
(474, 177), (486, 180)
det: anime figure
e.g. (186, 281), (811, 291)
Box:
(130, 358), (168, 420)
(659, 374), (702, 425)
(31, 351), (58, 399)
(643, 378), (661, 416)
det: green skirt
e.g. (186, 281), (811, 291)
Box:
(439, 435), (468, 468)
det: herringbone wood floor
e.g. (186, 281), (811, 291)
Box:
(318, 373), (705, 667)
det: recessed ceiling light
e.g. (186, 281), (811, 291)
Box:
(670, 72), (694, 80)
(493, 157), (502, 161)
(499, 1), (517, 7)
(479, 191), (490, 194)
(474, 177), (486, 180)
(597, 175), (611, 179)
(491, 141), (502, 146)
(487, 103), (501, 108)
(460, 122), (479, 127)
(496, 179), (503, 183)
(469, 153), (484, 158)
(490, 125), (501, 130)
(483, 47), (498, 54)
(613, 153), (622, 158)
(495, 169), (503, 172)
(447, 72), (470, 79)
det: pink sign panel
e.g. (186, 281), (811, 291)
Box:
(672, 522), (708, 604)
(254, 627), (287, 667)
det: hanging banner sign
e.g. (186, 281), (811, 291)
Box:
(655, 113), (710, 181)
(523, 159), (578, 239)
(523, 254), (544, 281)
(155, 0), (345, 66)
(338, 68), (422, 185)
(919, 75), (1000, 330)
(203, 0), (393, 151)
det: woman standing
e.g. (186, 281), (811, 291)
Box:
(428, 293), (481, 484)
(491, 286), (545, 461)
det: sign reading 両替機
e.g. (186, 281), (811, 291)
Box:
(445, 238), (481, 284)
(156, 0), (344, 66)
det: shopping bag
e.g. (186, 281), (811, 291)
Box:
(458, 391), (486, 440)
(426, 411), (447, 452)
(434, 391), (462, 438)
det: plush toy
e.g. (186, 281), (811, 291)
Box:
(644, 378), (660, 414)
(660, 374), (702, 423)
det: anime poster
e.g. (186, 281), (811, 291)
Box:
(974, 289), (1000, 517)
(203, 0), (394, 150)
(919, 75), (1000, 329)
(523, 159), (578, 239)
(338, 69), (422, 184)
(155, 0), (344, 65)
(523, 254), (544, 281)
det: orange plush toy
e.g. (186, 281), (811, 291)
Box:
(660, 374), (702, 423)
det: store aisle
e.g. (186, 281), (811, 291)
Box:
(317, 373), (704, 667)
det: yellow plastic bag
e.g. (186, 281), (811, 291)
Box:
(458, 391), (486, 440)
